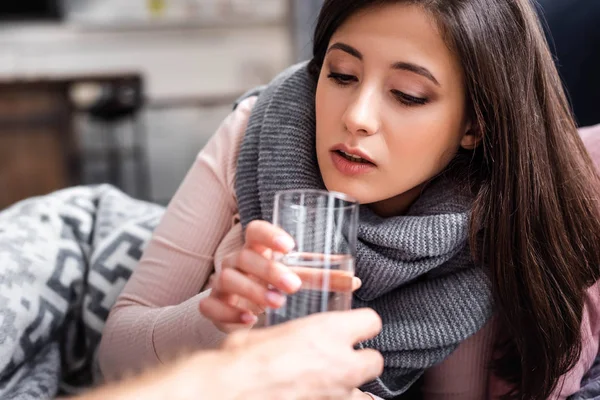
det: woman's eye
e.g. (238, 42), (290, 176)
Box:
(327, 72), (358, 85)
(391, 90), (428, 106)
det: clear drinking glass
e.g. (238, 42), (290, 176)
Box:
(266, 189), (359, 326)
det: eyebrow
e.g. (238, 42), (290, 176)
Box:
(392, 61), (440, 86)
(327, 42), (363, 60)
(326, 41), (441, 87)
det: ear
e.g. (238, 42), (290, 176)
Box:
(459, 120), (482, 150)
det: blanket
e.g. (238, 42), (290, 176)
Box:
(0, 185), (163, 399)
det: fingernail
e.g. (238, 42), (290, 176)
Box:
(281, 272), (302, 292)
(274, 235), (295, 251)
(241, 312), (258, 325)
(265, 290), (286, 307)
(352, 277), (362, 290)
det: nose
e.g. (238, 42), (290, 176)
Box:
(342, 85), (381, 136)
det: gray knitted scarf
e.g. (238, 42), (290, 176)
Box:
(235, 62), (493, 399)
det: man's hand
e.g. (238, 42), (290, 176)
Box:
(72, 309), (383, 400)
(224, 308), (384, 400)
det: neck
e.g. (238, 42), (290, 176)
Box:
(368, 184), (425, 217)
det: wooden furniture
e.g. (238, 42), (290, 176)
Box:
(0, 73), (146, 210)
(0, 79), (74, 209)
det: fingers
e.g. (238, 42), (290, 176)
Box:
(352, 276), (362, 291)
(306, 308), (382, 344)
(291, 267), (361, 292)
(340, 308), (382, 344)
(215, 266), (286, 309)
(222, 249), (302, 294)
(199, 296), (257, 325)
(237, 296), (266, 315)
(245, 220), (295, 253)
(349, 349), (385, 388)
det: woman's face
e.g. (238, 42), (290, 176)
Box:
(315, 3), (477, 216)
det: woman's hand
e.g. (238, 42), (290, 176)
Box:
(198, 220), (361, 333)
(199, 220), (302, 332)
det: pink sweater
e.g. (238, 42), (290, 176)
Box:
(98, 97), (600, 399)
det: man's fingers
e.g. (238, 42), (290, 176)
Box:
(321, 308), (382, 344)
(350, 349), (385, 387)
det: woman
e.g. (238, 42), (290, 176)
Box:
(98, 0), (600, 398)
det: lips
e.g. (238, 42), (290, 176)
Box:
(329, 144), (376, 176)
(330, 145), (376, 165)
(333, 150), (369, 164)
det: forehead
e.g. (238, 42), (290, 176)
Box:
(329, 3), (463, 85)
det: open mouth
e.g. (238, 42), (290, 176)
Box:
(334, 150), (375, 165)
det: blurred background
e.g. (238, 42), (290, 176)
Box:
(0, 0), (597, 210)
(0, 0), (324, 208)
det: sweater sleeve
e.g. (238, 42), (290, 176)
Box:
(365, 320), (494, 399)
(422, 318), (496, 399)
(489, 281), (600, 399)
(97, 97), (257, 380)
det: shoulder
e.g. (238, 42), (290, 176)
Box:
(579, 124), (600, 167)
(226, 95), (258, 144)
(197, 96), (257, 164)
(198, 96), (257, 197)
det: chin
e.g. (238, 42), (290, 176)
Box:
(322, 179), (376, 205)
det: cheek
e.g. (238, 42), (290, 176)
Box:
(384, 107), (465, 171)
(315, 84), (346, 141)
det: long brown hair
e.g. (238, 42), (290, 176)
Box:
(310, 0), (600, 398)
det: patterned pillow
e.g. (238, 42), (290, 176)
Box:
(0, 185), (164, 399)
